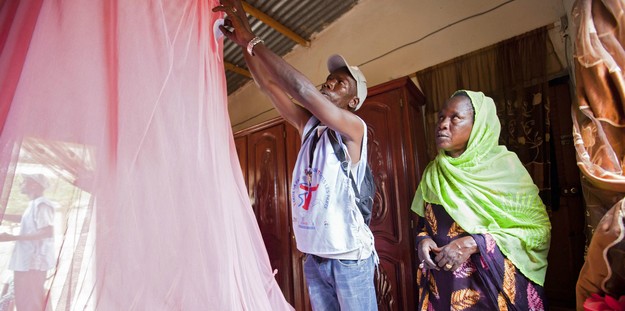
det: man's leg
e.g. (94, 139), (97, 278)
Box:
(303, 255), (340, 311)
(14, 270), (47, 311)
(333, 255), (377, 311)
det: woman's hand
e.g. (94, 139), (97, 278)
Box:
(212, 0), (255, 48)
(417, 238), (439, 270)
(435, 236), (478, 271)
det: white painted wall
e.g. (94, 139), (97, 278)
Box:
(228, 0), (574, 131)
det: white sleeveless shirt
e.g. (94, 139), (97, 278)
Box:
(291, 116), (375, 260)
(9, 196), (56, 271)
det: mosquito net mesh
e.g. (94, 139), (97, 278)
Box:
(0, 0), (292, 309)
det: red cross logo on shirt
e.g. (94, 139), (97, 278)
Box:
(299, 183), (319, 210)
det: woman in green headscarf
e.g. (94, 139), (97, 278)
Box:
(412, 90), (551, 310)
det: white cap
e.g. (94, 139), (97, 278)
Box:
(327, 54), (367, 111)
(23, 173), (49, 189)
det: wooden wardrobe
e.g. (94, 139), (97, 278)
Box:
(234, 77), (428, 310)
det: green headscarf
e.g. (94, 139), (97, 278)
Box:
(411, 90), (551, 286)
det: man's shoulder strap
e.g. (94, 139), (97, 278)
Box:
(327, 130), (360, 197)
(302, 119), (321, 143)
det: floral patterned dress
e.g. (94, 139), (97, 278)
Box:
(415, 203), (547, 310)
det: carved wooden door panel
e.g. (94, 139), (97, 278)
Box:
(356, 79), (424, 311)
(233, 136), (248, 188)
(246, 123), (294, 303)
(283, 123), (312, 311)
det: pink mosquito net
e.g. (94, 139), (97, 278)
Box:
(0, 0), (292, 310)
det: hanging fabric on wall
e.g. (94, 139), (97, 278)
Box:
(0, 0), (292, 310)
(571, 0), (625, 309)
(571, 0), (625, 193)
(571, 0), (625, 230)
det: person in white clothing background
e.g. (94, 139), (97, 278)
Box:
(0, 174), (56, 311)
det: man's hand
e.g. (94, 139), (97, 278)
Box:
(213, 0), (255, 48)
(0, 233), (15, 242)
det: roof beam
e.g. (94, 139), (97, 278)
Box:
(242, 1), (310, 47)
(224, 62), (252, 78)
(222, 2), (309, 78)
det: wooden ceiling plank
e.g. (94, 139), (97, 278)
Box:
(242, 2), (310, 47)
(224, 62), (252, 78)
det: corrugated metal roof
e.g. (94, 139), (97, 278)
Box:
(224, 0), (359, 94)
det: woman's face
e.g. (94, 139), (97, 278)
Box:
(435, 95), (474, 158)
